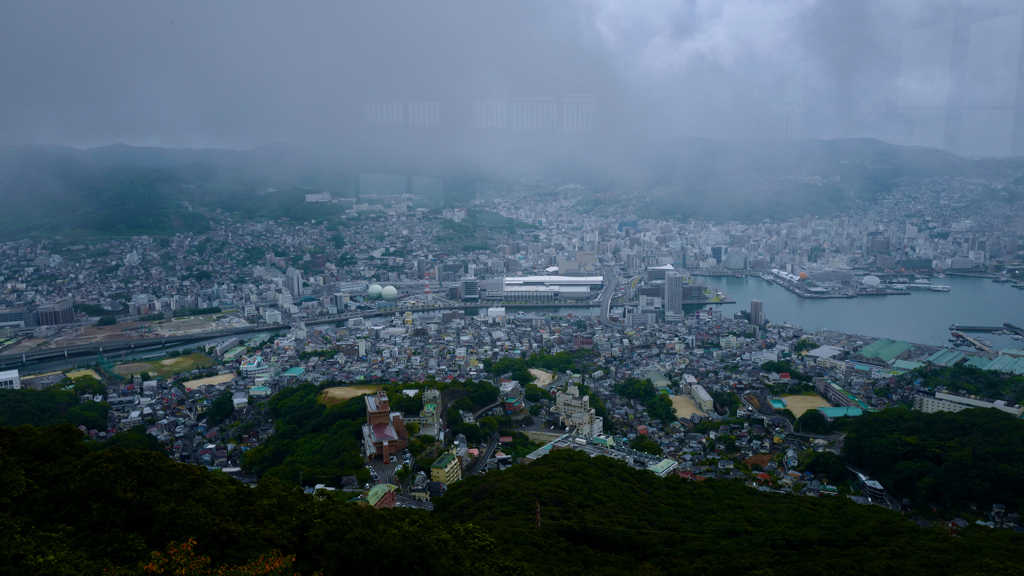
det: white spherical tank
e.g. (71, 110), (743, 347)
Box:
(368, 284), (383, 299)
(382, 285), (398, 300)
(861, 275), (881, 287)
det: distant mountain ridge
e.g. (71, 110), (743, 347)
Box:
(0, 137), (1016, 238)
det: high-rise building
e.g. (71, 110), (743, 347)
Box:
(665, 274), (686, 315)
(750, 300), (764, 326)
(36, 300), (75, 326)
(665, 274), (705, 315)
(460, 277), (480, 301)
(285, 267), (303, 297)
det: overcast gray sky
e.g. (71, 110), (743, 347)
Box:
(1, 0), (1022, 155)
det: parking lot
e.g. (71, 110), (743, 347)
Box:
(366, 448), (411, 488)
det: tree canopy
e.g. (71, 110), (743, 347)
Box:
(4, 423), (1024, 575)
(241, 383), (367, 486)
(843, 408), (1024, 512)
(0, 387), (109, 430)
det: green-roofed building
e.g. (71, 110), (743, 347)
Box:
(854, 338), (914, 365)
(430, 453), (461, 485)
(282, 367), (306, 378)
(648, 459), (679, 477)
(892, 360), (924, 372)
(646, 372), (670, 388)
(818, 406), (863, 421)
(925, 349), (966, 367)
(366, 484), (398, 508)
(964, 354), (1024, 375)
(964, 356), (993, 370)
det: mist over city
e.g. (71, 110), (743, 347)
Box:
(2, 2), (1024, 575)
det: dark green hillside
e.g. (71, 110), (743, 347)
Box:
(0, 424), (522, 576)
(0, 387), (108, 430)
(437, 449), (1024, 575)
(3, 424), (1024, 575)
(843, 408), (1024, 513)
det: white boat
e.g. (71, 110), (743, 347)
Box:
(931, 285), (950, 292)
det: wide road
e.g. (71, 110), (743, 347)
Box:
(0, 300), (604, 368)
(599, 266), (620, 328)
(466, 433), (501, 477)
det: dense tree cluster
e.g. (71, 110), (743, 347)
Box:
(204, 393), (235, 429)
(241, 384), (366, 486)
(629, 435), (663, 456)
(710, 390), (742, 417)
(92, 425), (167, 454)
(794, 407), (835, 434)
(793, 339), (819, 353)
(613, 377), (655, 400)
(613, 378), (676, 424)
(910, 365), (1024, 405)
(1, 424), (522, 575)
(437, 449), (1024, 575)
(6, 424), (1024, 575)
(799, 450), (848, 484)
(760, 361), (812, 383)
(485, 351), (594, 385)
(843, 408), (1024, 512)
(0, 387), (109, 430)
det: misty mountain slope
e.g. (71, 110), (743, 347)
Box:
(0, 146), (210, 239)
(82, 143), (250, 168)
(0, 138), (1011, 238)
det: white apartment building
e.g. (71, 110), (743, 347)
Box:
(914, 391), (1023, 416)
(0, 369), (20, 390)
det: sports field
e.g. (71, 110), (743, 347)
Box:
(529, 368), (554, 387)
(780, 393), (831, 417)
(66, 369), (102, 380)
(183, 373), (236, 390)
(114, 352), (214, 378)
(671, 395), (706, 418)
(319, 385), (379, 406)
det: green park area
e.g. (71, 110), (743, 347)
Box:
(113, 352), (215, 379)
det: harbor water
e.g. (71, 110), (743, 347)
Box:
(699, 275), (1024, 349)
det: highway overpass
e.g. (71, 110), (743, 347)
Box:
(0, 301), (602, 368)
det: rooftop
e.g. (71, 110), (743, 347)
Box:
(855, 338), (913, 363)
(432, 453), (456, 469)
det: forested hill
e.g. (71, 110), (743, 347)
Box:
(0, 147), (210, 238)
(4, 423), (1024, 576)
(843, 408), (1024, 513)
(436, 449), (1024, 575)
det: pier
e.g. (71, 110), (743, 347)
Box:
(948, 323), (1024, 337)
(951, 331), (995, 353)
(950, 325), (1005, 332)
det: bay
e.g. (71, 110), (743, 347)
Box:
(699, 275), (1024, 350)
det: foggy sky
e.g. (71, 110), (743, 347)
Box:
(2, 0), (1023, 155)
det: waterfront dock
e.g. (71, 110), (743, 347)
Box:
(772, 278), (856, 299)
(950, 325), (1005, 332)
(949, 323), (1024, 337)
(951, 331), (995, 353)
